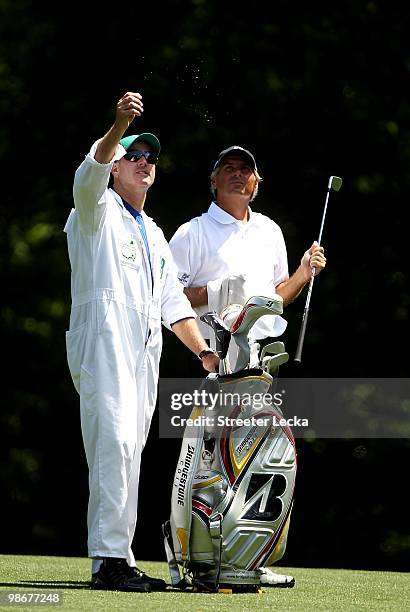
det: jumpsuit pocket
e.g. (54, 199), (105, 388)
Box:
(66, 322), (90, 394)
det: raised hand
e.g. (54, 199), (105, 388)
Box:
(115, 91), (144, 130)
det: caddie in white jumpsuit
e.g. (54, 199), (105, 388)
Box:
(64, 91), (219, 593)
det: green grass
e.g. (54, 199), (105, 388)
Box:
(0, 555), (408, 611)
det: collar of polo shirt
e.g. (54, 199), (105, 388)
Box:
(209, 201), (253, 224)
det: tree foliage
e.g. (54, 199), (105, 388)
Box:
(1, 0), (409, 569)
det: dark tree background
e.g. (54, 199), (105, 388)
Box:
(1, 0), (409, 571)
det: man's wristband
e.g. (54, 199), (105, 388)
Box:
(198, 349), (216, 361)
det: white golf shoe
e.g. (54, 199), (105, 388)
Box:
(258, 567), (295, 588)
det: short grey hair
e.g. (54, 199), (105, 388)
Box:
(210, 166), (263, 202)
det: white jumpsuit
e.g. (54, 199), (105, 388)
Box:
(64, 144), (195, 568)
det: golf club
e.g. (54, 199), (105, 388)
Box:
(260, 341), (286, 361)
(199, 311), (232, 359)
(262, 352), (289, 375)
(294, 175), (342, 363)
(230, 295), (283, 372)
(230, 295), (283, 334)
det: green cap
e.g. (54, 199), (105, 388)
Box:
(120, 133), (161, 157)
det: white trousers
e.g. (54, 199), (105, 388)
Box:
(75, 301), (159, 572)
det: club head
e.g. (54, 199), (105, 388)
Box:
(262, 352), (289, 375)
(328, 176), (343, 192)
(200, 311), (232, 359)
(260, 341), (286, 361)
(230, 295), (283, 335)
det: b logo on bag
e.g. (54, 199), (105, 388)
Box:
(242, 473), (287, 522)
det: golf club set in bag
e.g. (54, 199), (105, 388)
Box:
(162, 176), (342, 593)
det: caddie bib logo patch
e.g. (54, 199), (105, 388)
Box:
(120, 237), (141, 268)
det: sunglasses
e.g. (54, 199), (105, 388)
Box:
(123, 150), (158, 164)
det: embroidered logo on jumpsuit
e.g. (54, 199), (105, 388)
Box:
(121, 238), (137, 261)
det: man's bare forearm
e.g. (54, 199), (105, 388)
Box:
(171, 317), (219, 372)
(184, 286), (208, 308)
(276, 266), (309, 306)
(277, 242), (326, 306)
(95, 123), (128, 164)
(171, 318), (208, 355)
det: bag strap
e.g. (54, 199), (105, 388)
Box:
(162, 520), (190, 589)
(209, 512), (223, 590)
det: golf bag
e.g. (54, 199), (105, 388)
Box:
(163, 296), (297, 592)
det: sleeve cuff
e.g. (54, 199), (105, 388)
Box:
(170, 316), (195, 327)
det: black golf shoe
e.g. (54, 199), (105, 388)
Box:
(91, 558), (151, 592)
(134, 566), (167, 591)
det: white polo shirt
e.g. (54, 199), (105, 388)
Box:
(169, 201), (289, 339)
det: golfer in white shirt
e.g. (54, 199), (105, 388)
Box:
(170, 145), (327, 341)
